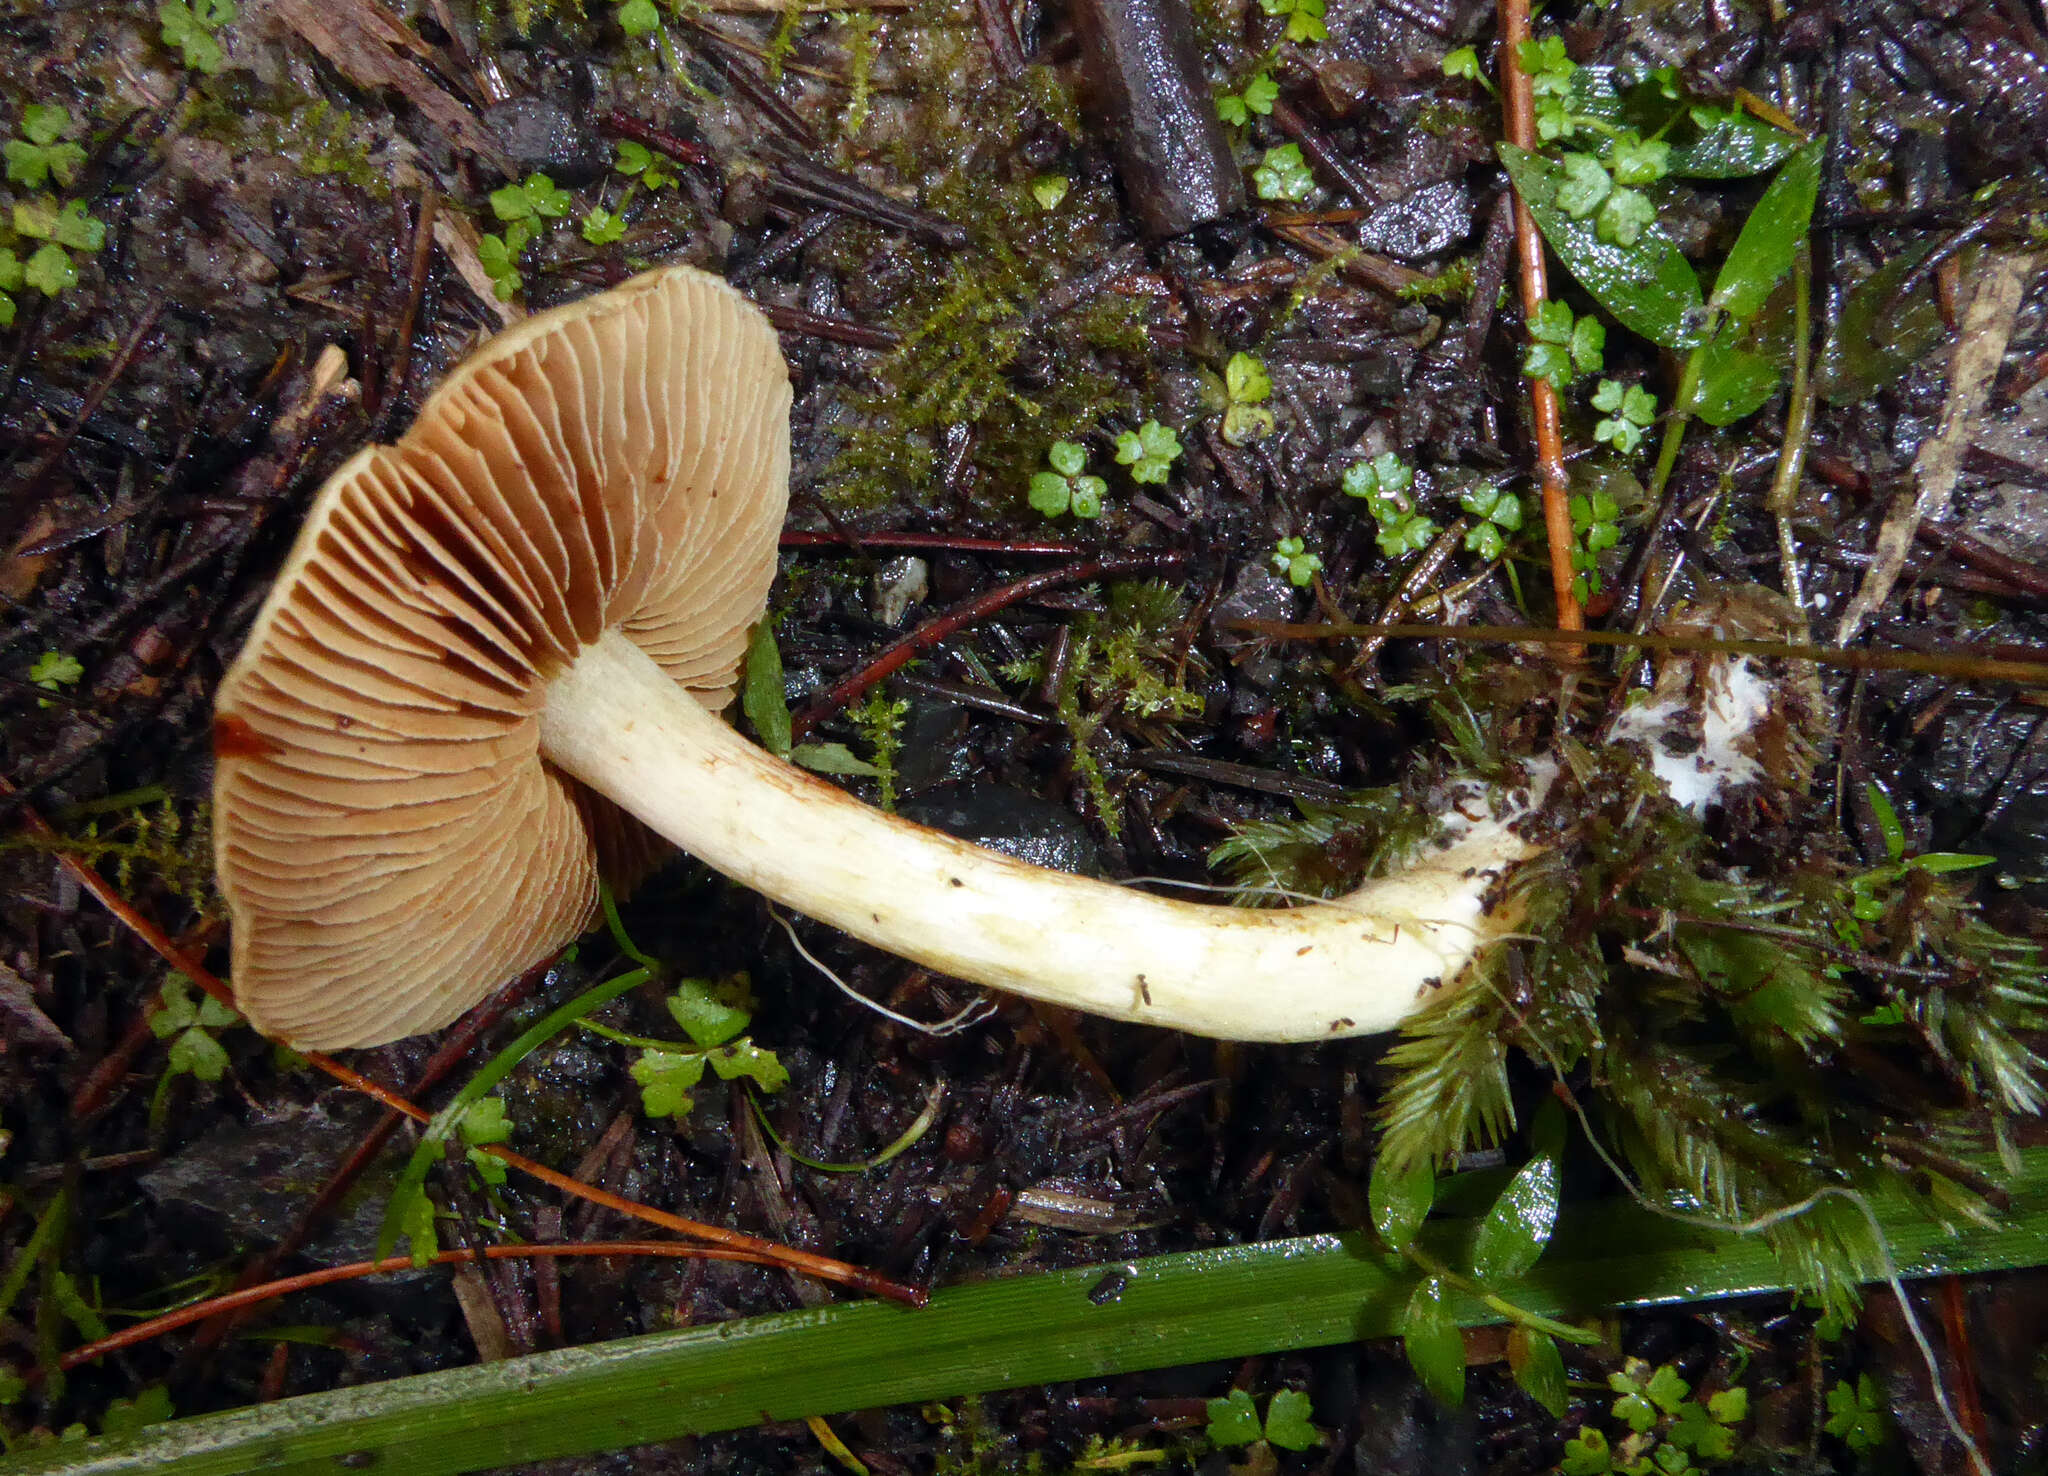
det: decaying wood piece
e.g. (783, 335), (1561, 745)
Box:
(1070, 0), (1244, 239)
(1834, 251), (2040, 647)
(264, 0), (513, 174)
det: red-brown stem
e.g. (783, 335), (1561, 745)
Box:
(788, 550), (1192, 739)
(182, 961), (557, 1358)
(601, 111), (712, 168)
(1937, 1276), (1991, 1451)
(3, 780), (927, 1308)
(1496, 0), (1584, 637)
(58, 1243), (768, 1374)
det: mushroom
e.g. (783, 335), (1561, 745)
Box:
(215, 265), (1543, 1050)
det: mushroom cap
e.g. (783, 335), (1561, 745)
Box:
(214, 265), (791, 1049)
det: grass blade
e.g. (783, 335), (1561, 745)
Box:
(22, 1148), (2048, 1475)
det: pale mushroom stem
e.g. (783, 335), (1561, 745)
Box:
(541, 631), (1541, 1042)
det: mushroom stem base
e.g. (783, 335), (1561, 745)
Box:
(540, 631), (1541, 1041)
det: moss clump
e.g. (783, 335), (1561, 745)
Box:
(5, 798), (217, 916)
(816, 59), (1148, 513)
(1382, 714), (2043, 1317)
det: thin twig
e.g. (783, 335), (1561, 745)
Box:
(789, 551), (1193, 738)
(2, 778), (926, 1307)
(1218, 619), (2048, 687)
(1496, 0), (1583, 637)
(59, 1243), (772, 1375)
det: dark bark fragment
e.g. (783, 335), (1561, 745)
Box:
(1070, 0), (1246, 239)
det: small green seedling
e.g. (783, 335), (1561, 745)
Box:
(614, 140), (676, 191)
(149, 977), (242, 1131)
(581, 206), (626, 245)
(479, 172), (571, 300)
(1344, 452), (1437, 557)
(1562, 1358), (1749, 1474)
(1217, 72), (1279, 126)
(99, 1386), (175, 1437)
(1253, 142), (1315, 202)
(1030, 174), (1069, 210)
(1518, 36), (1577, 141)
(1567, 488), (1621, 600)
(1524, 300), (1604, 390)
(1030, 440), (1108, 518)
(151, 976), (239, 1084)
(458, 1097), (513, 1186)
(1458, 483), (1525, 561)
(29, 650), (83, 707)
(1823, 1375), (1888, 1452)
(13, 196), (107, 302)
(1114, 420), (1183, 484)
(5, 106), (86, 191)
(490, 171), (572, 228)
(625, 976), (789, 1119)
(1270, 536), (1322, 587)
(1258, 0), (1327, 44)
(1205, 1387), (1319, 1452)
(1218, 352), (1275, 445)
(1836, 782), (1994, 953)
(1591, 379), (1658, 455)
(1442, 47), (1493, 93)
(158, 0), (236, 74)
(617, 0), (662, 38)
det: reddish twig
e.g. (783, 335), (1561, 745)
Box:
(788, 550), (1193, 739)
(600, 111), (713, 168)
(180, 960), (557, 1360)
(59, 1242), (770, 1375)
(1496, 0), (1584, 637)
(374, 187), (439, 430)
(1936, 1276), (1991, 1453)
(759, 302), (901, 350)
(4, 780), (927, 1308)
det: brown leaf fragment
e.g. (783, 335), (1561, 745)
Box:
(263, 0), (512, 174)
(0, 964), (73, 1054)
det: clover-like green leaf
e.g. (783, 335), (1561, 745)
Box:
(632, 1049), (708, 1119)
(1115, 420), (1182, 484)
(581, 206), (626, 245)
(667, 976), (752, 1048)
(30, 649), (83, 690)
(1225, 351), (1272, 406)
(1262, 1389), (1318, 1451)
(1823, 1375), (1888, 1451)
(166, 1026), (229, 1083)
(1557, 153), (1611, 218)
(706, 1038), (789, 1092)
(1029, 471), (1073, 517)
(1204, 1388), (1261, 1448)
(1253, 143), (1315, 202)
(1560, 1426), (1613, 1475)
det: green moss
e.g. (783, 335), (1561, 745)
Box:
(816, 61), (1145, 513)
(188, 88), (392, 197)
(3, 799), (216, 915)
